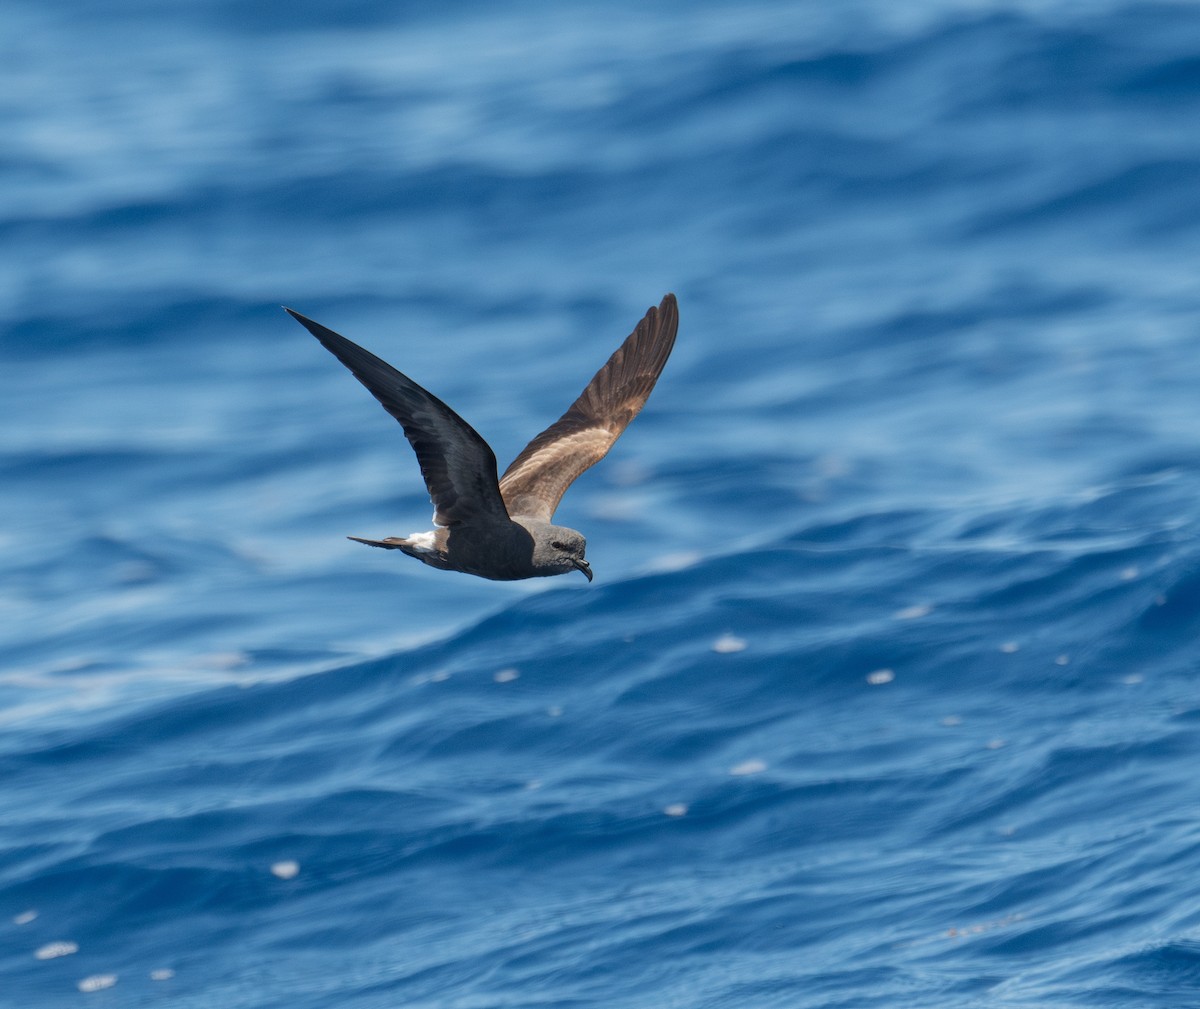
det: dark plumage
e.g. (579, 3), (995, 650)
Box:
(286, 294), (678, 581)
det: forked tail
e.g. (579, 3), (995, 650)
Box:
(347, 535), (410, 550)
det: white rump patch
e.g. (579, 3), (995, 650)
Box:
(407, 531), (437, 553)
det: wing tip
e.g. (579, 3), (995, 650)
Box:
(284, 306), (352, 353)
(642, 292), (679, 363)
(649, 292), (679, 340)
(283, 306), (324, 336)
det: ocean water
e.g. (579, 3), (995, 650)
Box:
(4, 0), (1200, 1005)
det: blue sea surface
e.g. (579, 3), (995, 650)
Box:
(4, 1), (1200, 1005)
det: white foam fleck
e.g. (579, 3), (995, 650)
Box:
(199, 651), (248, 670)
(986, 739), (1007, 750)
(999, 641), (1020, 653)
(866, 668), (895, 685)
(149, 968), (175, 981)
(893, 604), (932, 620)
(940, 715), (962, 727)
(609, 459), (651, 487)
(1055, 654), (1070, 666)
(1122, 673), (1143, 685)
(711, 634), (747, 654)
(77, 974), (117, 993)
(663, 803), (688, 817)
(546, 705), (563, 717)
(588, 494), (641, 520)
(13, 909), (36, 925)
(815, 454), (849, 478)
(1120, 566), (1139, 581)
(35, 941), (78, 960)
(270, 860), (300, 880)
(729, 758), (767, 776)
(115, 560), (158, 584)
(646, 551), (702, 573)
(429, 669), (451, 682)
(494, 668), (519, 683)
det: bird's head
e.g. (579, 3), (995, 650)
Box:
(534, 525), (592, 581)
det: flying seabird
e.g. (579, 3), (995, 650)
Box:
(285, 293), (678, 582)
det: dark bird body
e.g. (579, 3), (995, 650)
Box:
(286, 294), (678, 582)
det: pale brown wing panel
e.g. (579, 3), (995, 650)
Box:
(500, 427), (616, 520)
(499, 293), (678, 521)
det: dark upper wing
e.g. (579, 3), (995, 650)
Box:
(499, 293), (678, 522)
(286, 309), (511, 528)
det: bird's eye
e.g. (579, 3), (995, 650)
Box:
(551, 541), (567, 551)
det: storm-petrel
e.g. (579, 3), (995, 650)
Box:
(285, 294), (678, 582)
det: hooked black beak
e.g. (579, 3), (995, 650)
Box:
(573, 558), (593, 582)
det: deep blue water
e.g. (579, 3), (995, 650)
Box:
(5, 1), (1200, 1005)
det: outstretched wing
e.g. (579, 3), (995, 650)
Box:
(499, 293), (678, 522)
(286, 309), (511, 528)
